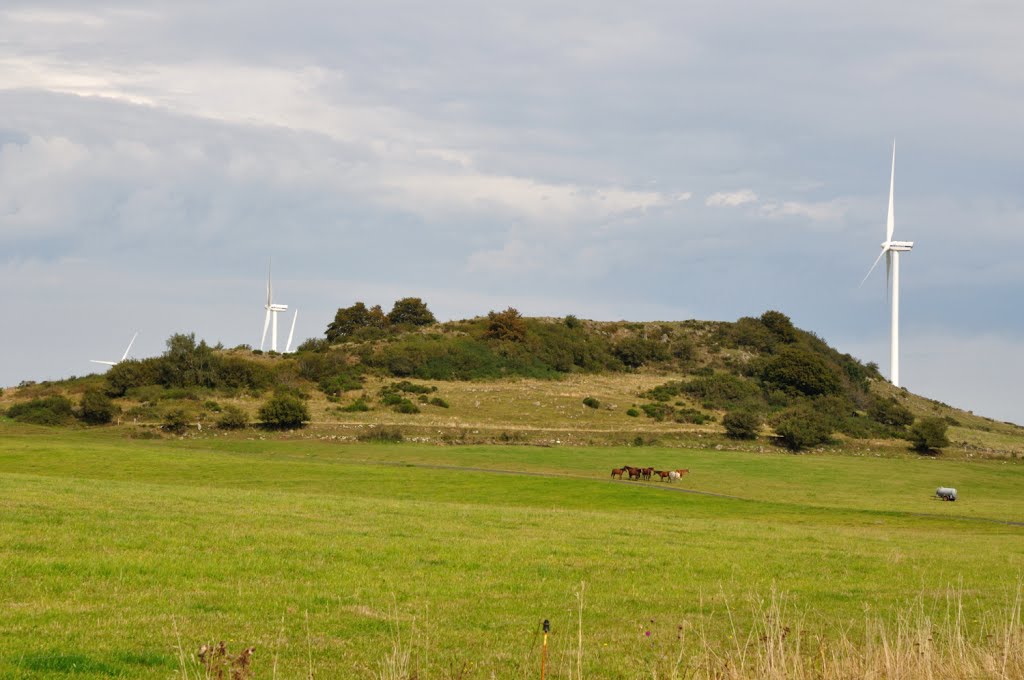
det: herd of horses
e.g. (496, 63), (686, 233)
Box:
(611, 466), (689, 482)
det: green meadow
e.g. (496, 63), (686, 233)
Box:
(1, 425), (1022, 678)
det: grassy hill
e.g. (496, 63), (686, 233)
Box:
(2, 310), (1023, 460)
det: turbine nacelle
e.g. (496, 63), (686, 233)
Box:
(268, 303), (289, 312)
(883, 240), (914, 252)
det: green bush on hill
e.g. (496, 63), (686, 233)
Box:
(216, 405), (249, 430)
(909, 417), (950, 453)
(6, 396), (76, 426)
(723, 410), (761, 439)
(78, 389), (118, 425)
(761, 346), (843, 397)
(258, 394), (310, 430)
(868, 396), (915, 427)
(772, 405), (834, 451)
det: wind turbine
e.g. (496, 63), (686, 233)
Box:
(860, 141), (914, 387)
(91, 332), (139, 366)
(260, 260), (290, 352)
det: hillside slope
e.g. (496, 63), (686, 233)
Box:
(2, 310), (1022, 460)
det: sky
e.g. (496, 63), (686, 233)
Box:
(2, 2), (1022, 424)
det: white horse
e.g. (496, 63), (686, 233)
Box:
(668, 470), (681, 482)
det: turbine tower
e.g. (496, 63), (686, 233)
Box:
(91, 332), (139, 366)
(861, 141), (914, 387)
(261, 260), (290, 352)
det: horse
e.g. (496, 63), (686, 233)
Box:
(653, 470), (671, 481)
(668, 470), (680, 482)
(611, 468), (625, 480)
(641, 467), (654, 481)
(624, 466), (642, 481)
(674, 469), (690, 477)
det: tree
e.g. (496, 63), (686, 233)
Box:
(258, 394), (310, 429)
(723, 410), (761, 439)
(161, 333), (216, 388)
(386, 298), (436, 326)
(79, 388), (117, 425)
(162, 409), (191, 434)
(105, 358), (162, 397)
(760, 310), (797, 343)
(485, 307), (527, 342)
(772, 405), (833, 451)
(908, 417), (950, 453)
(326, 302), (385, 342)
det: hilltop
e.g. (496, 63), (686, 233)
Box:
(2, 307), (1022, 460)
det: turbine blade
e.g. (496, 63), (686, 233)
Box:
(121, 332), (139, 362)
(886, 250), (892, 303)
(260, 308), (271, 351)
(90, 360), (116, 366)
(286, 309), (298, 353)
(886, 140), (895, 243)
(860, 248), (886, 287)
(266, 259), (272, 306)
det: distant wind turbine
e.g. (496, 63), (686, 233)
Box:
(90, 332), (139, 366)
(260, 259), (290, 352)
(860, 141), (914, 387)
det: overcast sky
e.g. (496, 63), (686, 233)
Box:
(2, 2), (1022, 423)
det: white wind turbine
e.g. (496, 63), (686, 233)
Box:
(91, 332), (139, 366)
(260, 260), (298, 352)
(860, 141), (914, 387)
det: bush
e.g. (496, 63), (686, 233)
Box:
(340, 397), (371, 412)
(613, 336), (670, 369)
(640, 402), (673, 422)
(626, 408), (640, 417)
(723, 410), (761, 439)
(582, 397), (600, 409)
(7, 396), (76, 426)
(682, 374), (761, 409)
(392, 399), (421, 414)
(258, 394), (310, 429)
(868, 396), (914, 427)
(428, 397), (450, 408)
(675, 408), (713, 425)
(761, 346), (843, 397)
(78, 389), (117, 425)
(217, 405), (249, 430)
(909, 417), (950, 453)
(485, 307), (528, 342)
(162, 409), (191, 434)
(772, 405), (833, 451)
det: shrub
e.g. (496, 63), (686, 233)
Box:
(682, 374), (761, 408)
(258, 394), (310, 429)
(759, 310), (797, 343)
(162, 409), (191, 434)
(626, 408), (640, 417)
(392, 399), (421, 414)
(7, 396), (76, 426)
(640, 402), (673, 422)
(564, 315), (581, 329)
(761, 346), (842, 397)
(204, 400), (222, 412)
(78, 389), (117, 425)
(428, 397), (450, 408)
(105, 358), (162, 397)
(217, 405), (249, 430)
(868, 396), (914, 427)
(675, 408), (713, 424)
(485, 307), (528, 342)
(326, 302), (388, 342)
(613, 336), (670, 368)
(723, 410), (761, 439)
(582, 397), (600, 409)
(772, 405), (833, 451)
(340, 397), (371, 412)
(909, 417), (950, 453)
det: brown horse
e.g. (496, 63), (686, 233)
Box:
(611, 468), (625, 479)
(653, 470), (671, 481)
(674, 469), (690, 477)
(641, 467), (654, 481)
(624, 466), (642, 481)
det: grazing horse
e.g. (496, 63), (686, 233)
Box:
(668, 470), (680, 482)
(624, 466), (642, 481)
(611, 468), (625, 480)
(641, 467), (654, 481)
(674, 469), (690, 477)
(653, 470), (671, 481)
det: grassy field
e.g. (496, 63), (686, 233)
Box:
(1, 423), (1023, 678)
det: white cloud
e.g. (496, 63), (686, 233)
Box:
(705, 189), (758, 207)
(758, 199), (846, 222)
